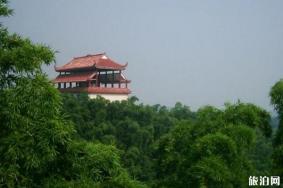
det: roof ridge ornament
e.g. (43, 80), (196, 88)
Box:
(73, 52), (106, 59)
(101, 55), (108, 59)
(123, 62), (128, 67)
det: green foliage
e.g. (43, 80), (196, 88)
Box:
(270, 79), (283, 177)
(249, 129), (273, 175)
(59, 92), (275, 187)
(0, 0), (12, 17)
(157, 127), (245, 187)
(61, 94), (181, 182)
(153, 103), (271, 188)
(0, 10), (73, 185)
(170, 102), (196, 120)
(0, 28), (55, 89)
(272, 145), (283, 176)
(270, 80), (283, 146)
(0, 76), (74, 186)
(43, 141), (146, 188)
(270, 79), (283, 115)
(224, 102), (272, 137)
(72, 142), (122, 181)
(189, 156), (233, 188)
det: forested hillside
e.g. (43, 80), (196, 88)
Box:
(1, 1), (283, 187)
(61, 94), (276, 187)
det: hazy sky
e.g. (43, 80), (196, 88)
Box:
(2, 0), (283, 111)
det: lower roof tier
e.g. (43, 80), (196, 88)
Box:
(59, 87), (131, 95)
(53, 72), (130, 84)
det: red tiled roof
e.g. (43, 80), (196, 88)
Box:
(59, 87), (131, 94)
(55, 53), (127, 72)
(53, 72), (96, 83)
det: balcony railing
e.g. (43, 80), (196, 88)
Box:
(59, 86), (131, 94)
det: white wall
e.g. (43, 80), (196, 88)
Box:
(88, 93), (129, 102)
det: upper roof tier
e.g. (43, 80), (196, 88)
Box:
(55, 53), (128, 72)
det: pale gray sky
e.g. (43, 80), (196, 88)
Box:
(2, 0), (283, 111)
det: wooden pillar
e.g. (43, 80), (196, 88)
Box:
(111, 70), (114, 88)
(105, 71), (107, 87)
(126, 81), (128, 88)
(64, 82), (66, 88)
(119, 70), (121, 88)
(96, 71), (100, 87)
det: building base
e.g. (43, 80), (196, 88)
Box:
(88, 93), (129, 102)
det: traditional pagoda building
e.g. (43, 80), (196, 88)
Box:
(54, 53), (131, 101)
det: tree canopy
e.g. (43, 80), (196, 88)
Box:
(270, 79), (283, 176)
(59, 93), (273, 188)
